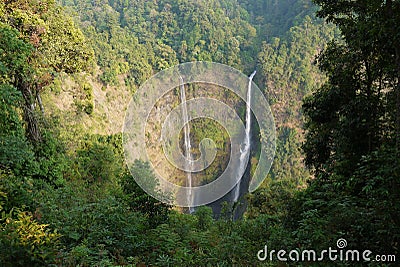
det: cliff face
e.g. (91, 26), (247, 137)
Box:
(144, 82), (242, 194)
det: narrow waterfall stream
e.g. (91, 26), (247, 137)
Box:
(179, 76), (195, 213)
(233, 70), (256, 202)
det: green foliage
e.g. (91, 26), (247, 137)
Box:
(0, 25), (39, 170)
(304, 0), (400, 175)
(3, 0), (399, 266)
(0, 0), (94, 142)
(240, 0), (318, 37)
(1, 0), (93, 74)
(269, 127), (309, 182)
(0, 171), (35, 214)
(75, 136), (120, 184)
(81, 82), (94, 115)
(195, 206), (213, 231)
(121, 160), (170, 228)
(246, 177), (298, 219)
(32, 130), (68, 186)
(39, 6), (94, 73)
(0, 209), (60, 267)
(190, 117), (230, 184)
(36, 182), (147, 266)
(0, 23), (33, 83)
(0, 84), (35, 173)
(60, 0), (258, 88)
(297, 0), (400, 259)
(137, 210), (261, 266)
(255, 14), (336, 193)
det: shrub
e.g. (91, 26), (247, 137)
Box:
(0, 210), (60, 267)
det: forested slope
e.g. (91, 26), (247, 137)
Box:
(1, 0), (398, 266)
(51, 0), (335, 182)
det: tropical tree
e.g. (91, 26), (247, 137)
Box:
(0, 0), (93, 142)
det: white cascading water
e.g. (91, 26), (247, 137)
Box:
(179, 76), (195, 213)
(233, 70), (256, 202)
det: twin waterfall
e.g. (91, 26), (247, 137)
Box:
(180, 76), (195, 214)
(179, 70), (256, 213)
(233, 70), (256, 203)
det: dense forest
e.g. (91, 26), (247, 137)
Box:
(0, 0), (399, 266)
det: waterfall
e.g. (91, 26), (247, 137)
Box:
(233, 70), (256, 202)
(179, 76), (195, 213)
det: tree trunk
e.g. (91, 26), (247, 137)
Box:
(21, 83), (41, 142)
(387, 0), (400, 154)
(37, 92), (45, 114)
(395, 43), (400, 154)
(396, 71), (400, 154)
(23, 105), (41, 143)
